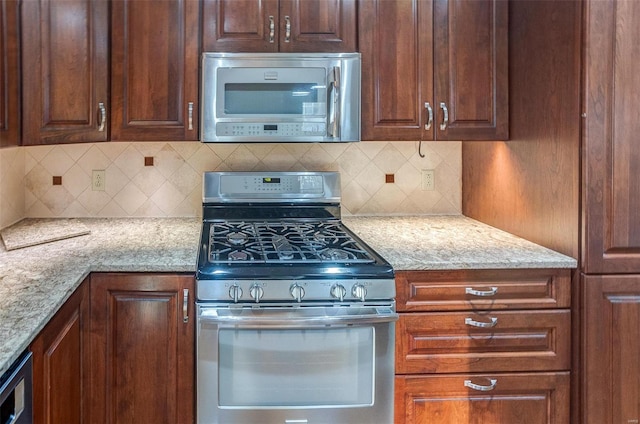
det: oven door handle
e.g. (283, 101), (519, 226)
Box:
(198, 310), (398, 327)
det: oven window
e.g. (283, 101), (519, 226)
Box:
(224, 83), (324, 116)
(218, 327), (374, 408)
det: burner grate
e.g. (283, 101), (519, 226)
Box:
(207, 220), (375, 264)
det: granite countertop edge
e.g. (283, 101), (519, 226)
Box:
(0, 216), (576, 376)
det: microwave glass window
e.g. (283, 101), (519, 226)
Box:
(224, 83), (325, 116)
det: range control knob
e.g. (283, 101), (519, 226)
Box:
(290, 283), (305, 303)
(249, 284), (264, 303)
(229, 284), (243, 303)
(330, 284), (347, 302)
(352, 284), (367, 302)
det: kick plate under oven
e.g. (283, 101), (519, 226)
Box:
(196, 303), (396, 424)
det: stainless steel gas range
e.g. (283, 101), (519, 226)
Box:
(195, 171), (398, 424)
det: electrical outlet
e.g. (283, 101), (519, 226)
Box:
(421, 169), (435, 191)
(92, 170), (106, 191)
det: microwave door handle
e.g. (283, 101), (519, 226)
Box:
(328, 66), (341, 138)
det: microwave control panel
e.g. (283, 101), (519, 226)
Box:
(216, 123), (326, 137)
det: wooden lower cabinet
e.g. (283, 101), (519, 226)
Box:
(31, 277), (90, 424)
(89, 273), (195, 424)
(581, 274), (640, 424)
(394, 269), (572, 424)
(395, 372), (570, 424)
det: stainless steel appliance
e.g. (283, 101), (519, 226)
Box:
(196, 171), (397, 424)
(200, 53), (361, 142)
(0, 352), (32, 424)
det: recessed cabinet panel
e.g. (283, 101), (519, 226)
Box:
(360, 0), (508, 142)
(396, 269), (572, 311)
(202, 0), (355, 53)
(0, 0), (20, 147)
(584, 0), (640, 273)
(582, 275), (640, 424)
(111, 0), (199, 141)
(90, 273), (195, 424)
(396, 310), (571, 374)
(395, 373), (570, 424)
(434, 0), (508, 140)
(21, 0), (108, 144)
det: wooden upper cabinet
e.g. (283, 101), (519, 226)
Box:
(111, 0), (199, 141)
(360, 0), (508, 141)
(0, 0), (20, 148)
(21, 0), (108, 145)
(202, 0), (356, 52)
(583, 0), (640, 274)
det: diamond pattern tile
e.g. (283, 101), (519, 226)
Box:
(0, 140), (463, 223)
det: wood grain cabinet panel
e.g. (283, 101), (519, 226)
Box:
(396, 269), (571, 311)
(394, 268), (572, 424)
(111, 0), (199, 141)
(581, 274), (640, 424)
(395, 372), (570, 424)
(359, 0), (508, 141)
(31, 278), (89, 424)
(0, 0), (20, 147)
(583, 0), (640, 274)
(89, 273), (195, 424)
(396, 309), (571, 374)
(202, 0), (356, 52)
(20, 0), (108, 145)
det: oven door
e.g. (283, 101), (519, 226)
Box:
(196, 303), (397, 424)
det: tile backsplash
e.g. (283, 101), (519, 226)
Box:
(0, 147), (25, 228)
(1, 141), (460, 227)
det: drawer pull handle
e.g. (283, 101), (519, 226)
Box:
(465, 286), (498, 297)
(464, 378), (497, 392)
(465, 317), (498, 328)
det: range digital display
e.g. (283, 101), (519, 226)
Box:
(263, 178), (281, 184)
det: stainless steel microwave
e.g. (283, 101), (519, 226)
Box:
(200, 53), (361, 142)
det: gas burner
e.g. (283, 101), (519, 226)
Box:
(319, 248), (352, 261)
(229, 251), (250, 261)
(227, 232), (248, 245)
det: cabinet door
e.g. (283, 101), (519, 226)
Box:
(111, 0), (199, 141)
(433, 0), (508, 141)
(21, 0), (108, 145)
(359, 0), (432, 141)
(279, 0), (356, 52)
(581, 274), (640, 424)
(395, 372), (570, 424)
(89, 273), (195, 424)
(202, 0), (280, 52)
(0, 0), (20, 147)
(583, 0), (640, 273)
(31, 279), (89, 424)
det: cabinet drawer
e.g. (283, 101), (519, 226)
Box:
(395, 372), (570, 424)
(396, 269), (572, 312)
(396, 309), (570, 374)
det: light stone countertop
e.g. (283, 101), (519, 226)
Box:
(0, 216), (576, 376)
